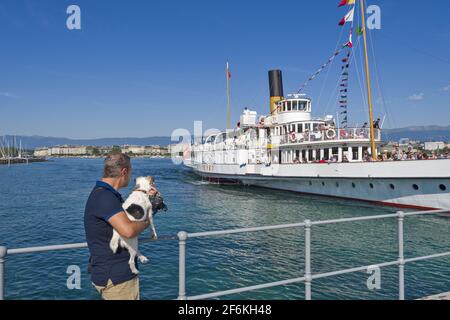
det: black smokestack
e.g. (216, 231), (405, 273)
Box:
(268, 70), (284, 98)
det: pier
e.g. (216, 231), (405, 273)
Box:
(0, 158), (47, 166)
(419, 292), (450, 300)
(0, 209), (449, 300)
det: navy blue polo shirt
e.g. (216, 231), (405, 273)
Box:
(84, 181), (137, 287)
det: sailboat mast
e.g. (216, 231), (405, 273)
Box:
(226, 61), (231, 129)
(360, 0), (377, 160)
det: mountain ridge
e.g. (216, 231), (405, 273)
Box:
(2, 125), (450, 149)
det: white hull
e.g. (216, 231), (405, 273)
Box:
(186, 159), (450, 210)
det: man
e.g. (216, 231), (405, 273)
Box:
(84, 153), (156, 300)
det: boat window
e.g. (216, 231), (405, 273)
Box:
(332, 147), (339, 157)
(352, 183), (356, 188)
(287, 101), (292, 111)
(370, 183), (374, 189)
(413, 184), (419, 191)
(313, 123), (319, 131)
(305, 123), (311, 131)
(336, 182), (339, 188)
(440, 184), (447, 191)
(390, 184), (395, 190)
(324, 149), (330, 160)
(299, 101), (307, 111)
(292, 100), (298, 111)
(352, 149), (359, 161)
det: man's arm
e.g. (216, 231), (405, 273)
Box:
(108, 211), (149, 239)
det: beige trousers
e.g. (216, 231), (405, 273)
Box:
(93, 277), (140, 300)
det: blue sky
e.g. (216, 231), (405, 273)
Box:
(0, 0), (450, 138)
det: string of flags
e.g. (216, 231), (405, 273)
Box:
(297, 49), (344, 93)
(337, 0), (356, 128)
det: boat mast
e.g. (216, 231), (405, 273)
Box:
(226, 61), (231, 129)
(360, 0), (377, 160)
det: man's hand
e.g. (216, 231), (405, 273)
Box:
(109, 211), (150, 239)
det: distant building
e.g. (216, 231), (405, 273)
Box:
(34, 148), (49, 157)
(121, 145), (169, 156)
(34, 145), (169, 157)
(34, 145), (88, 156)
(168, 143), (190, 157)
(424, 142), (446, 151)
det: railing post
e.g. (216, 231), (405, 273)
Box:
(177, 231), (188, 300)
(0, 246), (7, 300)
(397, 211), (405, 300)
(304, 220), (312, 300)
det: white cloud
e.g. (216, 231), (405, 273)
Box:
(0, 92), (18, 98)
(443, 85), (450, 91)
(408, 93), (424, 101)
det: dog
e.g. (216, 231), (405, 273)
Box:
(109, 176), (158, 274)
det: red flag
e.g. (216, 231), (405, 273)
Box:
(338, 0), (355, 7)
(339, 8), (355, 26)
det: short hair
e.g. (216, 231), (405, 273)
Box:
(103, 153), (131, 178)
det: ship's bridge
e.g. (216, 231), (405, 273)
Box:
(276, 94), (312, 124)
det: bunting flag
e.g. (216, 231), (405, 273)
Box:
(346, 30), (353, 48)
(226, 62), (231, 79)
(338, 0), (355, 8)
(339, 8), (355, 26)
(357, 26), (364, 35)
(297, 48), (345, 93)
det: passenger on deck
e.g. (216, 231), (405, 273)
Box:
(373, 118), (381, 129)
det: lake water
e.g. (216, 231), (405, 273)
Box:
(0, 158), (449, 300)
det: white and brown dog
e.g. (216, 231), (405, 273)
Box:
(109, 176), (158, 274)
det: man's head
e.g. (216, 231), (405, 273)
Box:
(103, 153), (132, 189)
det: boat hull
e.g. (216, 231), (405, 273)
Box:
(188, 160), (450, 210)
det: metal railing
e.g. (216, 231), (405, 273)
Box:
(176, 209), (450, 300)
(0, 210), (449, 300)
(193, 128), (382, 153)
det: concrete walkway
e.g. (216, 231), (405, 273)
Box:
(419, 292), (450, 300)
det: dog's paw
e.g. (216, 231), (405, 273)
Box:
(109, 240), (119, 253)
(151, 233), (158, 240)
(139, 255), (149, 264)
(131, 268), (140, 275)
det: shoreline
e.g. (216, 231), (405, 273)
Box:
(0, 158), (48, 165)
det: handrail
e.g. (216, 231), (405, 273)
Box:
(0, 210), (448, 300)
(176, 209), (450, 300)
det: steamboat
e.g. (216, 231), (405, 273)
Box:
(184, 0), (450, 210)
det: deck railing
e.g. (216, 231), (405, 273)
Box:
(0, 210), (449, 300)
